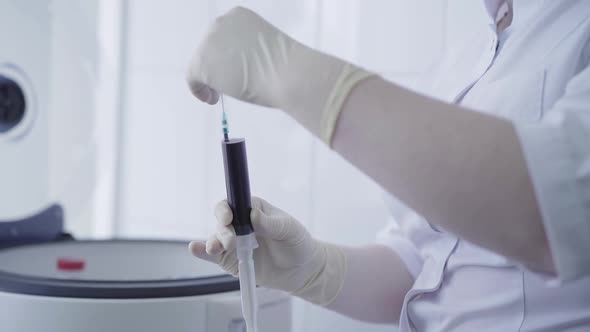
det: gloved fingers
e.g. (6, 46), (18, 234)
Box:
(219, 252), (239, 276)
(205, 233), (224, 255)
(188, 241), (239, 276)
(251, 196), (304, 241)
(202, 226), (236, 256)
(208, 230), (239, 276)
(215, 226), (236, 252)
(187, 81), (219, 105)
(188, 241), (222, 264)
(251, 196), (289, 217)
(214, 200), (233, 227)
(251, 204), (291, 240)
(251, 196), (270, 214)
(209, 88), (220, 104)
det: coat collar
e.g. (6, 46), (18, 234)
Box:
(482, 0), (546, 31)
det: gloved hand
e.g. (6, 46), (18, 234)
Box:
(186, 6), (374, 144)
(188, 197), (347, 306)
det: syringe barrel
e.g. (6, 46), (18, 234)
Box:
(222, 138), (254, 236)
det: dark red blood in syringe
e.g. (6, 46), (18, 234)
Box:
(57, 257), (85, 271)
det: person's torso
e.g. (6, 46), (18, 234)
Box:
(393, 1), (590, 331)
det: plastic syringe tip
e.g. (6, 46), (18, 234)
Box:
(221, 96), (230, 142)
(221, 111), (229, 142)
(237, 234), (259, 332)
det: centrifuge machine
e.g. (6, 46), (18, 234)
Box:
(0, 205), (291, 332)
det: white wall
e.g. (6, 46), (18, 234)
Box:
(47, 1), (100, 236)
(109, 1), (449, 331)
(0, 0), (52, 220)
(91, 0), (126, 237)
(0, 1), (102, 233)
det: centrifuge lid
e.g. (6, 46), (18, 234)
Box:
(0, 239), (239, 299)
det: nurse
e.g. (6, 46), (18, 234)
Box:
(187, 1), (590, 330)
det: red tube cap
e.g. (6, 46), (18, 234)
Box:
(57, 257), (85, 271)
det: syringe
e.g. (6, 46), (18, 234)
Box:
(220, 95), (259, 332)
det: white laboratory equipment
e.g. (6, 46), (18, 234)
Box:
(0, 207), (290, 332)
(0, 2), (291, 331)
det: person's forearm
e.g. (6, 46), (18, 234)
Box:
(327, 244), (413, 324)
(332, 77), (555, 274)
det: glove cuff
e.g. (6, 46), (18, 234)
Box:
(280, 42), (375, 144)
(290, 241), (347, 306)
(320, 66), (375, 146)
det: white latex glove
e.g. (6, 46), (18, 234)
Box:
(186, 6), (374, 144)
(188, 197), (346, 306)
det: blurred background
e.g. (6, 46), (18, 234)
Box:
(1, 1), (482, 331)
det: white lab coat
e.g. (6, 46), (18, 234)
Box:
(378, 0), (590, 330)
